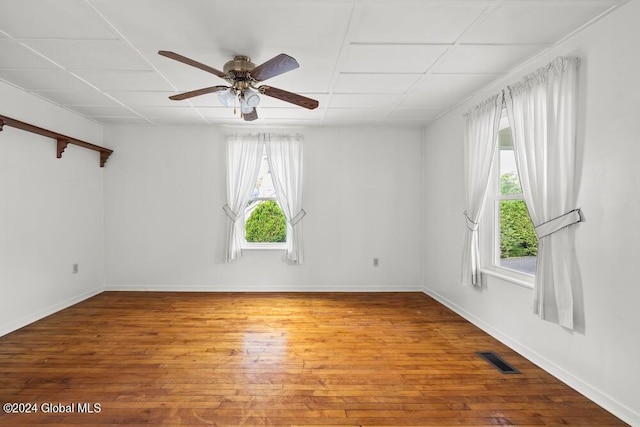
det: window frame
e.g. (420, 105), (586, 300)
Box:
(480, 111), (535, 289)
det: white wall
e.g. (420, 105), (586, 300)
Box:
(421, 1), (640, 424)
(103, 125), (423, 291)
(0, 82), (105, 336)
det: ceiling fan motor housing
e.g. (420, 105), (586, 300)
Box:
(224, 56), (257, 90)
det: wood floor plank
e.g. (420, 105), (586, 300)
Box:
(0, 292), (627, 426)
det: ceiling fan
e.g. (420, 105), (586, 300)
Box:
(158, 51), (319, 121)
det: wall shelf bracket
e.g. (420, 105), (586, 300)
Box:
(100, 151), (111, 167)
(56, 138), (69, 159)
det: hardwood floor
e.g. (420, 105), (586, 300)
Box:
(0, 292), (626, 426)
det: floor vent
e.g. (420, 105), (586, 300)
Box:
(477, 351), (520, 374)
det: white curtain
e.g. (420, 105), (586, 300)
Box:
(224, 134), (263, 262)
(505, 57), (582, 329)
(266, 134), (305, 264)
(461, 93), (504, 287)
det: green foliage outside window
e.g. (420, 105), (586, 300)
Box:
(500, 200), (538, 258)
(500, 171), (522, 195)
(499, 173), (537, 258)
(245, 201), (287, 243)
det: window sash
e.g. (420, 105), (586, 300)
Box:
(482, 115), (536, 282)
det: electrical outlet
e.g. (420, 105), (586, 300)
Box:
(72, 263), (79, 274)
(373, 258), (379, 267)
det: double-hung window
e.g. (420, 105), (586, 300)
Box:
(483, 111), (537, 283)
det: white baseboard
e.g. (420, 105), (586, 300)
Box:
(422, 287), (639, 427)
(105, 284), (422, 292)
(0, 287), (104, 338)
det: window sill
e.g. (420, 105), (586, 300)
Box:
(480, 267), (534, 290)
(241, 243), (286, 251)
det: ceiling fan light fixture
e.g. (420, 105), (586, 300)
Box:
(240, 99), (254, 115)
(243, 87), (260, 108)
(217, 88), (236, 107)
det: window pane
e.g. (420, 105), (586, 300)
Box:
(499, 128), (522, 196)
(249, 151), (277, 202)
(499, 200), (537, 275)
(245, 200), (287, 243)
(242, 145), (287, 246)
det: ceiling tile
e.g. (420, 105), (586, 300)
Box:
(351, 2), (488, 44)
(261, 119), (317, 127)
(386, 109), (441, 121)
(148, 117), (208, 126)
(0, 40), (57, 69)
(0, 69), (89, 91)
(65, 105), (138, 118)
(106, 91), (178, 107)
(398, 74), (498, 109)
(334, 73), (421, 94)
(430, 44), (545, 74)
(72, 70), (173, 91)
(329, 93), (401, 109)
(21, 40), (150, 71)
(256, 108), (325, 120)
(197, 107), (238, 120)
(32, 90), (121, 107)
(462, 1), (618, 44)
(342, 44), (449, 74)
(133, 106), (203, 120)
(379, 119), (430, 128)
(324, 108), (388, 122)
(89, 116), (150, 125)
(0, 0), (117, 39)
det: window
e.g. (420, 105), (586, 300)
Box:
(242, 145), (287, 249)
(485, 113), (537, 277)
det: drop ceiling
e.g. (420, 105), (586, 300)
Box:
(0, 0), (627, 127)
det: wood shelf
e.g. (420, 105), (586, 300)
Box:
(0, 114), (113, 167)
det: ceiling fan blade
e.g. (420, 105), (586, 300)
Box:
(169, 85), (228, 101)
(250, 54), (299, 82)
(259, 86), (319, 110)
(158, 50), (226, 78)
(243, 108), (258, 121)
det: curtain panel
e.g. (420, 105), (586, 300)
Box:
(461, 93), (504, 287)
(505, 56), (582, 329)
(266, 134), (306, 264)
(224, 134), (263, 262)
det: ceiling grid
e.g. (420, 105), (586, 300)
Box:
(0, 0), (628, 127)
